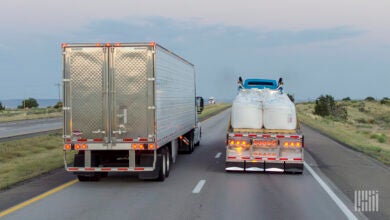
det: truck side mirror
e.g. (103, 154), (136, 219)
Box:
(196, 96), (204, 114)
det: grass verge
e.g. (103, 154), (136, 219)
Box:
(297, 101), (390, 165)
(0, 103), (231, 190)
(0, 108), (62, 122)
(0, 132), (74, 190)
(198, 103), (231, 121)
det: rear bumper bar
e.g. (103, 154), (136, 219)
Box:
(225, 161), (303, 172)
(66, 167), (154, 172)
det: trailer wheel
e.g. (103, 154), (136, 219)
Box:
(89, 174), (101, 181)
(156, 149), (167, 181)
(195, 128), (201, 146)
(100, 172), (109, 178)
(77, 175), (90, 182)
(189, 130), (195, 153)
(165, 149), (170, 178)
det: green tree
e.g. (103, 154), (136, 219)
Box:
(342, 97), (351, 101)
(314, 94), (347, 120)
(287, 93), (295, 103)
(0, 101), (5, 111)
(314, 95), (335, 117)
(54, 101), (63, 109)
(365, 96), (376, 102)
(18, 98), (39, 109)
(380, 97), (390, 105)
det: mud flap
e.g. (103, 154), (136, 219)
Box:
(264, 162), (284, 172)
(284, 162), (304, 173)
(225, 161), (245, 171)
(138, 154), (162, 180)
(245, 161), (265, 172)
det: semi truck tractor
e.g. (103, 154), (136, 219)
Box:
(225, 78), (304, 173)
(61, 42), (204, 181)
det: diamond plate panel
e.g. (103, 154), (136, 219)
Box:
(111, 47), (153, 139)
(69, 47), (107, 139)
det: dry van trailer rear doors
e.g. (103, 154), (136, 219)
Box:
(62, 43), (155, 145)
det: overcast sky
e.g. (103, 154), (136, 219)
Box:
(0, 0), (389, 101)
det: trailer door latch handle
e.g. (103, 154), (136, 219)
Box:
(113, 130), (127, 135)
(92, 129), (106, 134)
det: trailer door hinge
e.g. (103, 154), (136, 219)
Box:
(147, 78), (155, 81)
(148, 106), (156, 110)
(63, 79), (71, 82)
(63, 107), (71, 111)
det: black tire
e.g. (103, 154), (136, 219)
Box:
(89, 174), (101, 181)
(156, 149), (166, 181)
(189, 131), (195, 153)
(195, 128), (201, 146)
(165, 149), (170, 178)
(77, 175), (90, 182)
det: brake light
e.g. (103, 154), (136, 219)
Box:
(148, 143), (155, 150)
(64, 144), (71, 150)
(283, 141), (302, 148)
(81, 144), (88, 150)
(75, 144), (81, 150)
(132, 144), (145, 150)
(123, 138), (133, 142)
(253, 139), (277, 147)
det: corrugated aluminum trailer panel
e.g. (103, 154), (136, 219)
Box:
(63, 44), (155, 143)
(63, 43), (196, 147)
(110, 46), (154, 141)
(63, 46), (108, 140)
(155, 45), (196, 147)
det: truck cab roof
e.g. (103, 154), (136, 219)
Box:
(243, 79), (278, 90)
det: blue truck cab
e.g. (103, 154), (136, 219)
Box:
(243, 78), (278, 90)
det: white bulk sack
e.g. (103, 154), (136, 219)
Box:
(263, 93), (297, 130)
(231, 89), (263, 129)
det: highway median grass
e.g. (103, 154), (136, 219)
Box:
(198, 103), (231, 121)
(296, 100), (390, 165)
(0, 132), (70, 190)
(0, 103), (230, 190)
(0, 108), (62, 122)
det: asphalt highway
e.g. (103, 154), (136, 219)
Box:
(0, 110), (357, 220)
(0, 118), (61, 140)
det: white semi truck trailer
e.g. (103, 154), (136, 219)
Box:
(62, 42), (204, 181)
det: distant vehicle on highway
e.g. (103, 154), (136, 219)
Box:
(226, 78), (304, 173)
(208, 97), (216, 104)
(61, 42), (204, 181)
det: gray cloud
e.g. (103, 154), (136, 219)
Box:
(1, 17), (387, 102)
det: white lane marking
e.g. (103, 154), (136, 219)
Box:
(192, 180), (206, 194)
(215, 152), (222, 158)
(304, 162), (357, 220)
